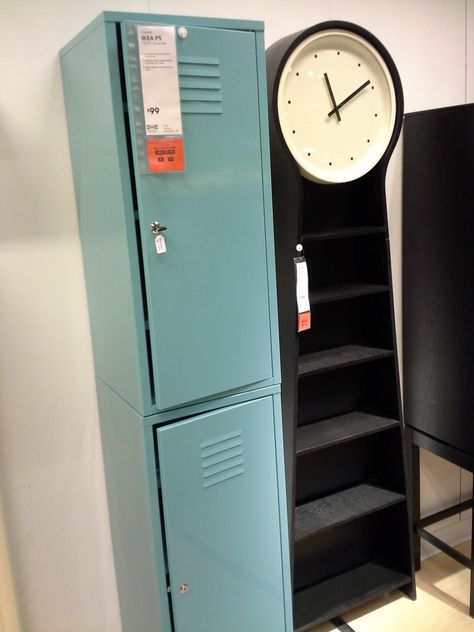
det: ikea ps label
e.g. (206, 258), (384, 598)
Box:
(137, 25), (183, 136)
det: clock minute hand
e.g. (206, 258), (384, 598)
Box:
(328, 79), (371, 118)
(323, 72), (341, 122)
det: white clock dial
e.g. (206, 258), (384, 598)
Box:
(277, 30), (396, 184)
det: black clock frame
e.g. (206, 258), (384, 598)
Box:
(267, 20), (404, 184)
(266, 21), (415, 630)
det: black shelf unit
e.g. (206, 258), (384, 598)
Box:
(266, 21), (415, 630)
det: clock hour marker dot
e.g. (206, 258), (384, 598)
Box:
(375, 113), (378, 117)
(367, 139), (370, 143)
(329, 162), (332, 166)
(307, 152), (311, 156)
(288, 100), (291, 104)
(314, 54), (318, 58)
(350, 157), (354, 161)
(292, 130), (296, 134)
(371, 86), (375, 90)
(358, 63), (361, 67)
(296, 72), (299, 76)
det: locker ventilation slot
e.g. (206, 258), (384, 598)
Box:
(178, 56), (223, 114)
(201, 430), (244, 488)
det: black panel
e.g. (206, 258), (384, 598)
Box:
(403, 104), (474, 456)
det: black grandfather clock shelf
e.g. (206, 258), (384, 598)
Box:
(266, 20), (415, 628)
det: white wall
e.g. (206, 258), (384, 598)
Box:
(0, 1), (472, 629)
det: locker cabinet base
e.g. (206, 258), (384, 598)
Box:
(97, 380), (292, 631)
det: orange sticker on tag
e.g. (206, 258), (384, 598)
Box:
(298, 311), (311, 332)
(147, 137), (186, 173)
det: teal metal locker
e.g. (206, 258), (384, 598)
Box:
(61, 11), (292, 632)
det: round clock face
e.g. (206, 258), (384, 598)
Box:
(277, 29), (397, 184)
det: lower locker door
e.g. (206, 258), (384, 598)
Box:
(156, 397), (286, 632)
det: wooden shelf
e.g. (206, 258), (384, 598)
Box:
(296, 412), (400, 456)
(293, 560), (411, 631)
(302, 226), (385, 242)
(309, 283), (389, 305)
(294, 483), (405, 541)
(298, 345), (393, 378)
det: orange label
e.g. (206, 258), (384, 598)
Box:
(147, 137), (186, 173)
(298, 311), (311, 332)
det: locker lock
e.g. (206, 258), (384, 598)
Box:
(150, 221), (167, 235)
(179, 584), (189, 595)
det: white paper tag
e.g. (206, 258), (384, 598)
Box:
(137, 25), (183, 137)
(295, 259), (310, 313)
(155, 235), (167, 254)
(295, 256), (311, 332)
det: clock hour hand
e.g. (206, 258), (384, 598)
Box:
(328, 79), (371, 118)
(323, 72), (341, 122)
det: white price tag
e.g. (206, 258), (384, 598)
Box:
(295, 256), (311, 332)
(155, 235), (167, 254)
(295, 259), (310, 313)
(137, 25), (183, 136)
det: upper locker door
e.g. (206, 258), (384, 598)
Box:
(121, 22), (275, 411)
